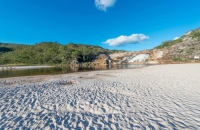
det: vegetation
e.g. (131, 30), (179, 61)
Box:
(190, 28), (200, 40)
(173, 57), (183, 62)
(155, 38), (183, 49)
(155, 28), (200, 49)
(0, 42), (27, 55)
(0, 42), (124, 65)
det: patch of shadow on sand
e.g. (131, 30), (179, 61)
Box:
(79, 76), (98, 79)
(58, 80), (76, 85)
(95, 73), (116, 77)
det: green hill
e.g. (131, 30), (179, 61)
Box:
(0, 42), (124, 65)
(0, 43), (28, 54)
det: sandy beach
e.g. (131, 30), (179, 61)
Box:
(0, 64), (200, 129)
(0, 66), (54, 70)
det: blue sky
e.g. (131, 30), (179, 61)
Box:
(0, 0), (200, 51)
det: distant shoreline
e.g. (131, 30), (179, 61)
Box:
(0, 66), (54, 70)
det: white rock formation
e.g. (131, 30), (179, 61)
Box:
(128, 54), (149, 63)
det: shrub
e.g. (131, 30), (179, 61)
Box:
(155, 38), (183, 49)
(173, 57), (183, 61)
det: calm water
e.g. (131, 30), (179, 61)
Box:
(0, 64), (148, 78)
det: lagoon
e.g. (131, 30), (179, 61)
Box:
(0, 64), (147, 78)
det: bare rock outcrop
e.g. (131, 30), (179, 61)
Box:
(93, 54), (109, 65)
(93, 28), (200, 65)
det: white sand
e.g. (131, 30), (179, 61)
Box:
(0, 64), (200, 129)
(0, 66), (53, 70)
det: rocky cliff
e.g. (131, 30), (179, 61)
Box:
(154, 28), (200, 63)
(94, 28), (200, 65)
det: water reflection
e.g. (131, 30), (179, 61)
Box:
(0, 64), (148, 78)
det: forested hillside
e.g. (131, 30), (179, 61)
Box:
(0, 42), (123, 65)
(0, 42), (27, 55)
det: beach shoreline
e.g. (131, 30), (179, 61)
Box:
(0, 65), (54, 70)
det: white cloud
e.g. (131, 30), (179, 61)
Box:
(95, 0), (116, 11)
(174, 37), (180, 40)
(103, 34), (149, 47)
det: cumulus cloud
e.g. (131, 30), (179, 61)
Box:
(103, 34), (149, 47)
(95, 0), (116, 11)
(174, 37), (180, 40)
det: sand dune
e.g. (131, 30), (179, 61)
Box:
(0, 64), (200, 129)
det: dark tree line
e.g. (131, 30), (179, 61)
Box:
(0, 42), (124, 65)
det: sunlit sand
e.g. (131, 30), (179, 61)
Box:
(0, 64), (200, 129)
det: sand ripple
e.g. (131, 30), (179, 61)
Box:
(0, 64), (200, 129)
